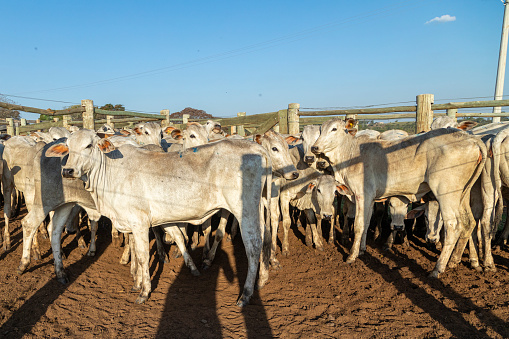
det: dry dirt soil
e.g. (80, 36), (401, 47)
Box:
(0, 206), (508, 339)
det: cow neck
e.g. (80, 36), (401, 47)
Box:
(325, 133), (358, 171)
(84, 147), (109, 209)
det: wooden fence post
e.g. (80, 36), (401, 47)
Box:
(107, 115), (115, 129)
(237, 112), (246, 136)
(416, 94), (434, 133)
(183, 114), (190, 125)
(63, 115), (71, 128)
(230, 125), (237, 135)
(278, 109), (288, 134)
(82, 99), (95, 130)
(447, 108), (457, 122)
(20, 118), (26, 135)
(6, 118), (14, 136)
(160, 109), (170, 128)
(288, 103), (300, 134)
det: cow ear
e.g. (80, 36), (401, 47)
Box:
(457, 121), (478, 130)
(0, 134), (11, 141)
(164, 126), (175, 135)
(345, 118), (357, 129)
(119, 130), (131, 136)
(254, 134), (263, 145)
(97, 139), (116, 153)
(406, 208), (425, 220)
(336, 183), (352, 196)
(133, 127), (142, 135)
(46, 143), (69, 157)
(187, 122), (200, 127)
(285, 136), (299, 144)
(171, 129), (183, 140)
(306, 182), (316, 194)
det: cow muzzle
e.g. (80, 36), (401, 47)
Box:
(390, 224), (405, 231)
(62, 168), (75, 178)
(322, 214), (332, 221)
(284, 171), (299, 180)
(311, 146), (320, 154)
(304, 155), (315, 163)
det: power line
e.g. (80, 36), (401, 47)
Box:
(15, 0), (433, 96)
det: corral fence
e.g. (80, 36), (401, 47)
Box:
(1, 94), (509, 136)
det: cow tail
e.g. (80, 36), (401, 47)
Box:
(491, 128), (509, 224)
(262, 153), (272, 269)
(461, 136), (487, 206)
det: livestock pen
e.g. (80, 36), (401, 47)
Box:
(0, 95), (508, 337)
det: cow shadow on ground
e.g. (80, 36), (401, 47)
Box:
(155, 223), (273, 338)
(0, 218), (112, 339)
(359, 240), (509, 338)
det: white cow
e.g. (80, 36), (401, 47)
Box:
(312, 118), (486, 277)
(47, 130), (272, 306)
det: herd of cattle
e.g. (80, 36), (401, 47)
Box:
(1, 115), (509, 307)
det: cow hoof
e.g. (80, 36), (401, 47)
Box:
(3, 244), (10, 252)
(112, 237), (121, 247)
(328, 238), (335, 245)
(428, 271), (440, 278)
(135, 295), (148, 304)
(78, 241), (87, 249)
(484, 266), (497, 273)
(120, 258), (129, 265)
(236, 295), (250, 307)
(472, 265), (483, 273)
(57, 276), (68, 285)
(270, 259), (281, 270)
(33, 252), (41, 261)
(191, 269), (201, 277)
(86, 250), (96, 257)
(159, 255), (169, 264)
(316, 246), (324, 252)
(345, 256), (356, 264)
(282, 249), (289, 257)
(131, 285), (142, 292)
(383, 245), (392, 251)
(172, 249), (181, 259)
(448, 262), (458, 269)
(202, 263), (211, 270)
(17, 265), (27, 275)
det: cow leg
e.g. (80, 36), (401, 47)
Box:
(50, 204), (76, 284)
(120, 233), (131, 265)
(18, 208), (47, 273)
(467, 235), (482, 272)
(347, 196), (374, 264)
(384, 230), (396, 250)
(191, 224), (201, 251)
(129, 228), (151, 304)
(111, 227), (121, 247)
(304, 210), (313, 247)
(203, 211), (231, 269)
(306, 210), (324, 251)
(32, 228), (41, 261)
(162, 226), (199, 276)
(280, 193), (292, 256)
(39, 220), (50, 239)
(86, 218), (99, 257)
(329, 200), (337, 244)
(236, 220), (263, 307)
(448, 201), (477, 271)
(202, 219), (213, 259)
(269, 196), (281, 268)
(151, 227), (169, 263)
(228, 218), (239, 241)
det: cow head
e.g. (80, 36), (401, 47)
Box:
(46, 129), (115, 180)
(387, 196), (410, 231)
(309, 175), (338, 220)
(132, 122), (162, 146)
(205, 120), (223, 136)
(255, 130), (299, 180)
(183, 124), (209, 148)
(301, 125), (321, 164)
(311, 118), (357, 156)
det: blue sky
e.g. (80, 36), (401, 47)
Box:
(0, 0), (506, 119)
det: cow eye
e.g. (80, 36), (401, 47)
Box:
(190, 134), (196, 138)
(331, 128), (337, 132)
(145, 131), (149, 135)
(271, 147), (278, 152)
(86, 144), (92, 149)
(317, 188), (321, 193)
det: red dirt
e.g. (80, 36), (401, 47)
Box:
(0, 207), (508, 338)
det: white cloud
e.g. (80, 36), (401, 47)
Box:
(425, 14), (456, 24)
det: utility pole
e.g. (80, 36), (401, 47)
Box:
(493, 0), (509, 122)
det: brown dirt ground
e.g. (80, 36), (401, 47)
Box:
(0, 206), (508, 339)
